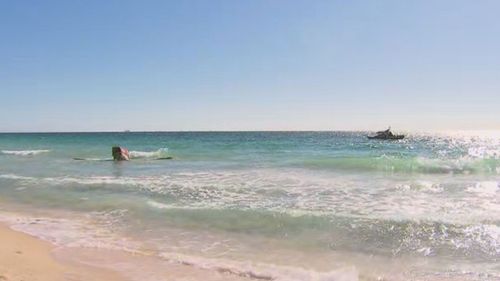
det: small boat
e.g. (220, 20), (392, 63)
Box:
(367, 134), (404, 140)
(367, 127), (404, 140)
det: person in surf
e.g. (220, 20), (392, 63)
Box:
(112, 146), (130, 161)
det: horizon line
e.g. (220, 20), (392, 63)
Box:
(1, 129), (498, 134)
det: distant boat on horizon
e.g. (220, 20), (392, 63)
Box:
(367, 127), (405, 140)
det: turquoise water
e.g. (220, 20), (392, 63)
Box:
(0, 132), (499, 280)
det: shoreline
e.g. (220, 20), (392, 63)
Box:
(0, 215), (256, 281)
(0, 222), (125, 281)
(0, 202), (494, 281)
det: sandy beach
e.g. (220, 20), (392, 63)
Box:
(0, 218), (256, 281)
(0, 223), (123, 281)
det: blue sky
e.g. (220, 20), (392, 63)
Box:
(1, 0), (499, 132)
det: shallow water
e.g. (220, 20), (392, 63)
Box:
(0, 131), (499, 280)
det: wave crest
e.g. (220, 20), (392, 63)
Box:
(302, 155), (500, 174)
(1, 149), (50, 156)
(129, 148), (169, 159)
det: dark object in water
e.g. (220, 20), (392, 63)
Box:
(367, 134), (404, 140)
(367, 127), (404, 140)
(156, 156), (173, 160)
(73, 158), (113, 161)
(112, 146), (130, 161)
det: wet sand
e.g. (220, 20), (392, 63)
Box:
(0, 222), (254, 281)
(0, 223), (123, 281)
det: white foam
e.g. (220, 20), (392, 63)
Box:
(454, 224), (500, 256)
(468, 147), (500, 159)
(147, 200), (220, 211)
(0, 174), (35, 180)
(1, 170), (498, 225)
(148, 200), (180, 210)
(415, 181), (444, 193)
(1, 149), (50, 156)
(0, 173), (144, 187)
(396, 181), (443, 193)
(0, 212), (138, 251)
(466, 181), (499, 195)
(129, 148), (169, 159)
(44, 176), (143, 186)
(159, 252), (359, 281)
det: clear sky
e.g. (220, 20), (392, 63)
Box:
(1, 0), (499, 132)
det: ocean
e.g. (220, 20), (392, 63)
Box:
(0, 131), (499, 280)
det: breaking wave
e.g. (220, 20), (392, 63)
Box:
(145, 203), (500, 260)
(1, 168), (498, 261)
(301, 155), (500, 174)
(1, 171), (498, 224)
(1, 149), (50, 156)
(129, 148), (170, 159)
